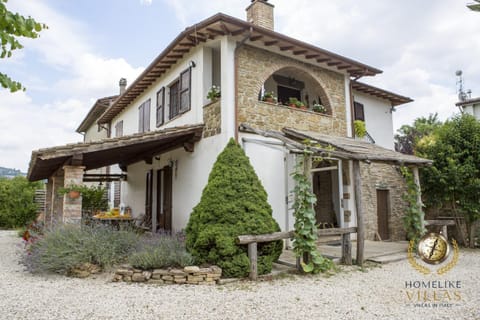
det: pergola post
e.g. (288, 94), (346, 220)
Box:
(353, 160), (365, 266)
(62, 165), (85, 224)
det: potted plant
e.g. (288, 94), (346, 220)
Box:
(58, 184), (83, 199)
(207, 85), (221, 102)
(288, 97), (299, 108)
(313, 103), (327, 114)
(262, 91), (276, 103)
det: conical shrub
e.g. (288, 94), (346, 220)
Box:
(186, 138), (283, 278)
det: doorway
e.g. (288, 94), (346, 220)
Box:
(376, 189), (390, 240)
(156, 166), (172, 232)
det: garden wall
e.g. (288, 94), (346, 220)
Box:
(113, 265), (222, 285)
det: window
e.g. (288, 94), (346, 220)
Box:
(138, 99), (151, 133)
(277, 85), (301, 105)
(354, 101), (365, 121)
(156, 87), (165, 127)
(115, 120), (123, 137)
(169, 67), (191, 119)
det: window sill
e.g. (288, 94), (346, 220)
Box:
(257, 101), (332, 117)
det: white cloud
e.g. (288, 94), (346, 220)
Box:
(0, 0), (144, 172)
(140, 0), (153, 6)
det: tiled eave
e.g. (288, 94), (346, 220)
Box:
(98, 13), (382, 124)
(352, 81), (413, 107)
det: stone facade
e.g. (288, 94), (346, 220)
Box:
(203, 100), (221, 138)
(62, 165), (85, 224)
(246, 0), (274, 30)
(236, 45), (347, 136)
(113, 265), (222, 285)
(360, 162), (408, 241)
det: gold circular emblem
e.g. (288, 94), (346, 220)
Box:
(417, 233), (450, 264)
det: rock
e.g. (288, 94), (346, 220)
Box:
(116, 269), (134, 276)
(148, 280), (164, 285)
(70, 269), (90, 278)
(112, 274), (123, 282)
(142, 271), (152, 280)
(187, 275), (203, 282)
(174, 278), (187, 284)
(152, 269), (170, 276)
(124, 276), (132, 282)
(162, 275), (174, 281)
(132, 273), (146, 282)
(170, 269), (186, 276)
(183, 266), (200, 274)
(194, 268), (211, 275)
(210, 266), (222, 275)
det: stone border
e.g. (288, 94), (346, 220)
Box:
(113, 265), (222, 285)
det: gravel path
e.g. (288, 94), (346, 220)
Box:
(0, 230), (478, 320)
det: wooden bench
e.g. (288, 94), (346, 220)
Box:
(425, 219), (455, 238)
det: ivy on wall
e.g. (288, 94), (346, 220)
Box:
(400, 166), (426, 247)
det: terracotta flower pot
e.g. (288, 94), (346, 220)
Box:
(68, 190), (81, 199)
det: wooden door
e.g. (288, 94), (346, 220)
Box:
(376, 190), (390, 240)
(145, 170), (154, 229)
(156, 167), (172, 232)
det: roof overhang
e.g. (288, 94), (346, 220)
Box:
(455, 97), (480, 107)
(352, 81), (413, 107)
(239, 123), (431, 166)
(28, 124), (204, 181)
(98, 13), (382, 124)
(76, 95), (118, 133)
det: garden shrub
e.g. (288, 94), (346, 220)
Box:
(186, 139), (283, 278)
(129, 233), (193, 269)
(23, 225), (139, 274)
(0, 177), (42, 228)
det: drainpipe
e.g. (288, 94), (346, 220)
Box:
(234, 27), (253, 142)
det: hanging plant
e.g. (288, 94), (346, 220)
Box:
(291, 141), (334, 274)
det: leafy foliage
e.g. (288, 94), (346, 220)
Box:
(22, 225), (140, 274)
(186, 139), (282, 278)
(394, 113), (442, 155)
(353, 120), (366, 138)
(0, 176), (42, 228)
(291, 152), (333, 274)
(400, 166), (426, 247)
(0, 0), (47, 92)
(129, 233), (193, 269)
(417, 114), (480, 247)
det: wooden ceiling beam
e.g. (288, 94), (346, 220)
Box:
(250, 35), (263, 41)
(206, 27), (225, 36)
(293, 50), (308, 55)
(306, 54), (319, 59)
(264, 40), (279, 46)
(327, 61), (342, 66)
(317, 58), (331, 63)
(280, 45), (294, 51)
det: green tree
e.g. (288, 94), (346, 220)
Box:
(394, 113), (442, 155)
(0, 176), (43, 228)
(468, 0), (480, 12)
(186, 139), (283, 278)
(417, 114), (480, 247)
(0, 0), (47, 92)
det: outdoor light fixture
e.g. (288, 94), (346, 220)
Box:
(189, 60), (196, 68)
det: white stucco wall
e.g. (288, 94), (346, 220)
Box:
(84, 124), (108, 143)
(463, 103), (480, 120)
(353, 92), (395, 150)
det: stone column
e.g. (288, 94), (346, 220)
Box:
(62, 165), (85, 224)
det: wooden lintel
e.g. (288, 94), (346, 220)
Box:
(280, 46), (294, 51)
(250, 35), (263, 41)
(206, 27), (225, 36)
(293, 50), (308, 55)
(183, 142), (195, 153)
(317, 58), (331, 63)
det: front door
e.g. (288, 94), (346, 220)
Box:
(156, 166), (172, 232)
(376, 190), (390, 240)
(145, 170), (154, 229)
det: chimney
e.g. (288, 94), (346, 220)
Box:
(246, 0), (274, 31)
(119, 78), (127, 95)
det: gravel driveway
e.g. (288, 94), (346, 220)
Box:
(0, 230), (478, 320)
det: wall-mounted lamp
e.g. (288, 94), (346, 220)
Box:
(189, 60), (196, 68)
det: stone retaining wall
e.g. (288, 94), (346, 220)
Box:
(113, 265), (222, 285)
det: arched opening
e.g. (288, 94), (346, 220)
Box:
(258, 67), (332, 115)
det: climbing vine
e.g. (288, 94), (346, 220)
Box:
(291, 142), (333, 274)
(400, 166), (426, 248)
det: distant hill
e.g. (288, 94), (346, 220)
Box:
(0, 167), (26, 178)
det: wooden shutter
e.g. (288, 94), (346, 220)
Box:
(354, 102), (365, 121)
(138, 103), (145, 133)
(156, 87), (165, 127)
(179, 67), (191, 113)
(169, 81), (180, 119)
(144, 99), (151, 132)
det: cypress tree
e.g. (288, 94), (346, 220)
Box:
(186, 138), (283, 277)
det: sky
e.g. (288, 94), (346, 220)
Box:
(1, 0), (480, 172)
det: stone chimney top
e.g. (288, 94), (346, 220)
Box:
(119, 78), (127, 95)
(246, 0), (274, 31)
